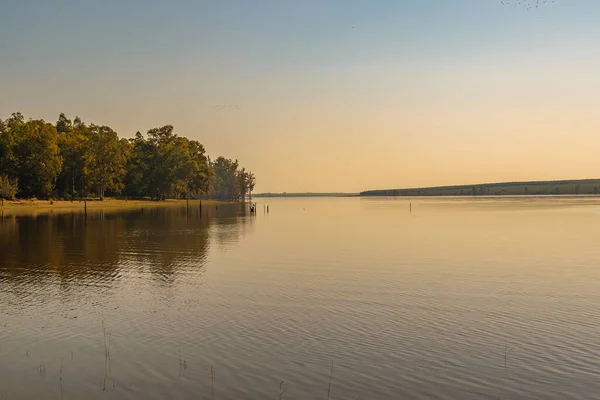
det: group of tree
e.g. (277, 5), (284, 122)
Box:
(360, 179), (600, 197)
(0, 112), (255, 201)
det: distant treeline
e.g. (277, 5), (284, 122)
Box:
(0, 112), (255, 201)
(254, 192), (357, 198)
(361, 179), (600, 197)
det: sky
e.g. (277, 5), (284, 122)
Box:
(1, 0), (600, 193)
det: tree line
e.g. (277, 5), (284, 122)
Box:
(0, 112), (255, 201)
(360, 179), (600, 197)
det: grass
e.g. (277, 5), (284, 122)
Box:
(102, 320), (111, 392)
(0, 198), (238, 216)
(327, 361), (334, 400)
(16, 345), (514, 400)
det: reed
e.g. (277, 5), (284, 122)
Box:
(60, 356), (64, 399)
(178, 349), (187, 377)
(38, 362), (46, 380)
(326, 361), (334, 400)
(101, 321), (111, 391)
(279, 380), (287, 400)
(211, 366), (215, 400)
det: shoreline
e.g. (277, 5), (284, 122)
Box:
(0, 199), (241, 215)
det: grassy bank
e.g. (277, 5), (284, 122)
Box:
(0, 198), (238, 215)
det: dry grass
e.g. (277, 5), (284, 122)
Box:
(0, 198), (236, 216)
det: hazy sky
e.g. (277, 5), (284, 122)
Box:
(1, 0), (599, 193)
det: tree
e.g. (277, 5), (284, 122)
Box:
(122, 127), (211, 200)
(237, 168), (249, 200)
(0, 113), (28, 183)
(205, 157), (254, 201)
(209, 157), (240, 201)
(146, 125), (178, 200)
(0, 175), (18, 204)
(1, 112), (254, 201)
(235, 168), (256, 201)
(14, 119), (63, 198)
(247, 172), (256, 199)
(124, 131), (153, 198)
(56, 114), (88, 198)
(56, 113), (72, 134)
(180, 139), (210, 198)
(85, 124), (128, 200)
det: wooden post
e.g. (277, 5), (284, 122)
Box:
(267, 205), (269, 213)
(84, 199), (87, 217)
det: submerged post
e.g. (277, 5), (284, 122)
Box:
(84, 199), (87, 217)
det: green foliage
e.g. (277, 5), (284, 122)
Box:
(124, 131), (152, 198)
(1, 112), (254, 200)
(0, 117), (19, 178)
(55, 114), (88, 198)
(124, 126), (212, 200)
(85, 124), (129, 200)
(9, 117), (63, 198)
(0, 175), (18, 200)
(208, 157), (254, 201)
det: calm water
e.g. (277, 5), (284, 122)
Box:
(1, 197), (600, 399)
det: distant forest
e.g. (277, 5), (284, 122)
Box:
(0, 112), (255, 201)
(361, 179), (600, 197)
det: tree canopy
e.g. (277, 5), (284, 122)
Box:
(0, 112), (255, 201)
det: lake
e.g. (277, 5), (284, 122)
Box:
(1, 197), (600, 399)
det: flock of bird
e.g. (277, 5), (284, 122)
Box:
(500, 0), (556, 10)
(212, 104), (242, 110)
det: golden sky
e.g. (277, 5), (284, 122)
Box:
(1, 1), (599, 192)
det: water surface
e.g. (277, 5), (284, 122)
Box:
(1, 197), (600, 399)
